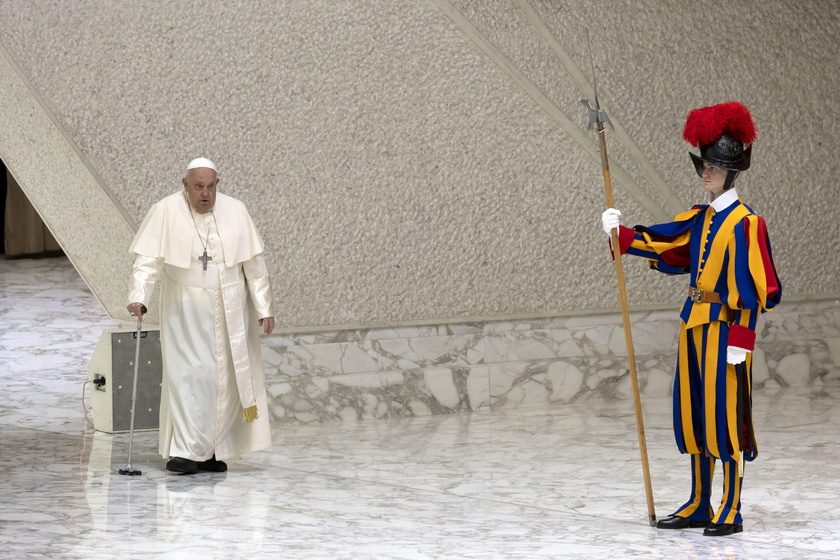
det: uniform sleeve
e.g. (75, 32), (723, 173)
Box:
(726, 215), (782, 350)
(242, 254), (274, 319)
(127, 255), (164, 307)
(612, 207), (704, 275)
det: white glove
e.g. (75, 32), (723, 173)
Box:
(602, 208), (621, 234)
(726, 346), (748, 365)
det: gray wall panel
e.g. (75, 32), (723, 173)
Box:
(0, 1), (836, 328)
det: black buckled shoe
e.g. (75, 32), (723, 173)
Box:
(703, 523), (743, 536)
(166, 457), (199, 474)
(197, 455), (228, 472)
(656, 515), (711, 529)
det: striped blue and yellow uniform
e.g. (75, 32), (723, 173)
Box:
(617, 197), (781, 524)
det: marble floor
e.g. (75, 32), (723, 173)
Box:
(1, 256), (839, 560)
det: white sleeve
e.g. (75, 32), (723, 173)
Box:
(127, 254), (164, 307)
(242, 254), (274, 319)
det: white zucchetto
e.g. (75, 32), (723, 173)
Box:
(187, 157), (217, 172)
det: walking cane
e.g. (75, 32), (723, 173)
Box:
(119, 304), (147, 476)
(581, 30), (656, 526)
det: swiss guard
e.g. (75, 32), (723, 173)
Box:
(601, 102), (782, 536)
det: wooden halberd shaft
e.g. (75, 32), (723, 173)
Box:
(597, 122), (657, 526)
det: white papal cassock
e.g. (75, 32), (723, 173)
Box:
(128, 191), (273, 461)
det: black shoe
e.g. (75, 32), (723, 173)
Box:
(197, 455), (227, 472)
(166, 457), (199, 474)
(656, 515), (711, 529)
(703, 523), (744, 536)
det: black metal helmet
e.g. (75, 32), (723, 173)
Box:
(688, 133), (752, 177)
(683, 102), (757, 178)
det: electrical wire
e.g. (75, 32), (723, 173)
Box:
(82, 380), (95, 429)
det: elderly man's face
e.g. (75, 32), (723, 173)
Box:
(183, 167), (218, 213)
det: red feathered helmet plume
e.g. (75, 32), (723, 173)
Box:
(683, 102), (757, 178)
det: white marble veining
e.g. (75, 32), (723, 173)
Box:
(258, 301), (840, 424)
(2, 256), (840, 559)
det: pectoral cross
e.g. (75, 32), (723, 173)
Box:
(199, 250), (213, 271)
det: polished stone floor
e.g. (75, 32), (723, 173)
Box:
(2, 256), (839, 560)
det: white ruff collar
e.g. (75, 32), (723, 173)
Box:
(711, 188), (739, 212)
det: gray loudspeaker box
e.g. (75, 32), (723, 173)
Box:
(88, 328), (163, 433)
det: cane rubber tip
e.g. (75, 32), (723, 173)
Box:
(649, 515), (657, 527)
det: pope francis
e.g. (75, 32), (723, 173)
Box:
(127, 157), (274, 474)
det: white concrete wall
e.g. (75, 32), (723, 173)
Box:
(0, 1), (837, 330)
